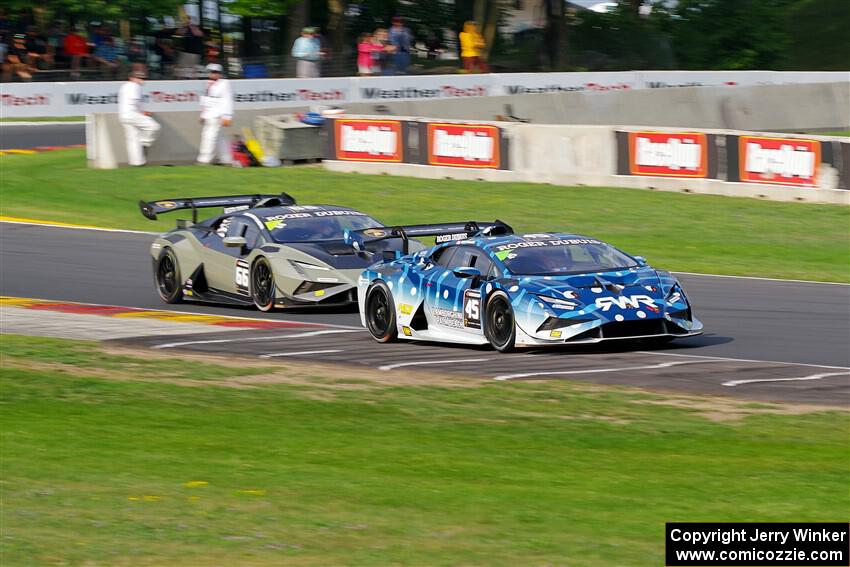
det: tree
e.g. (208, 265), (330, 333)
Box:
(543, 0), (569, 70)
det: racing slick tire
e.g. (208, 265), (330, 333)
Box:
(251, 257), (276, 312)
(154, 248), (183, 304)
(365, 281), (398, 343)
(484, 291), (516, 353)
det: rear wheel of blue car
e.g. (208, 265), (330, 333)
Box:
(155, 248), (182, 304)
(485, 292), (516, 352)
(251, 257), (276, 311)
(365, 281), (398, 342)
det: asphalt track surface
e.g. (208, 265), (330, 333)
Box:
(2, 222), (848, 405)
(0, 123), (86, 150)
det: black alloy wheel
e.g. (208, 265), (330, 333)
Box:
(365, 281), (398, 342)
(485, 292), (516, 352)
(251, 257), (276, 311)
(155, 248), (182, 304)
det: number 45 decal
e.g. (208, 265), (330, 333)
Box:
(235, 260), (250, 295)
(463, 290), (481, 329)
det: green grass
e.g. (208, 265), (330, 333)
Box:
(0, 116), (85, 122)
(1, 334), (847, 566)
(1, 149), (848, 282)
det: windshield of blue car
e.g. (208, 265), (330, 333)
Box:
(267, 212), (382, 243)
(495, 240), (638, 276)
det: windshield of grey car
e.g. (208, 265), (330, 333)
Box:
(495, 239), (638, 275)
(266, 211), (382, 242)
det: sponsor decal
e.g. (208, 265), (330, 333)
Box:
(739, 136), (820, 186)
(234, 260), (250, 295)
(334, 119), (402, 162)
(314, 290), (326, 297)
(494, 238), (601, 252)
(402, 326), (413, 336)
(223, 205), (250, 214)
(363, 228), (387, 238)
(427, 123), (501, 168)
(463, 290), (481, 329)
(360, 85), (487, 99)
(550, 330), (562, 338)
(595, 294), (655, 312)
(399, 303), (413, 315)
(156, 201), (178, 209)
(504, 83), (631, 95)
(431, 307), (464, 329)
(1, 94), (50, 106)
(435, 232), (471, 243)
(628, 132), (708, 178)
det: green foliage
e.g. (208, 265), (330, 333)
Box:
(782, 0), (850, 70)
(227, 0), (299, 18)
(670, 0), (795, 69)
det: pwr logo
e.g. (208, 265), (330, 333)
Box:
(595, 295), (655, 312)
(628, 132), (708, 178)
(334, 119), (402, 162)
(427, 123), (501, 168)
(739, 136), (820, 186)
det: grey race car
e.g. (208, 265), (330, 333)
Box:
(140, 193), (419, 311)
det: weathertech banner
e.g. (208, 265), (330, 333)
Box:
(617, 131), (716, 178)
(328, 118), (405, 163)
(737, 136), (821, 187)
(424, 123), (506, 169)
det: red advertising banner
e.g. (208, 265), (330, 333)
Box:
(426, 123), (501, 168)
(628, 132), (708, 178)
(739, 136), (820, 186)
(334, 119), (403, 162)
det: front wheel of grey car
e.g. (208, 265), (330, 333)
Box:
(365, 281), (398, 343)
(484, 291), (516, 353)
(155, 248), (183, 304)
(251, 257), (276, 311)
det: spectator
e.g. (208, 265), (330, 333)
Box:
(63, 25), (89, 79)
(389, 17), (413, 75)
(371, 28), (394, 75)
(26, 26), (53, 69)
(459, 21), (488, 73)
(93, 35), (120, 76)
(424, 31), (442, 60)
(292, 26), (321, 78)
(3, 33), (34, 81)
(153, 27), (177, 77)
(357, 32), (380, 76)
(197, 63), (233, 165)
(118, 67), (160, 166)
(176, 19), (205, 78)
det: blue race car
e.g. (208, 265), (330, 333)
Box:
(348, 223), (703, 352)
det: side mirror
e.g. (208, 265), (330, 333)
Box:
(633, 255), (648, 266)
(453, 267), (482, 279)
(224, 236), (247, 248)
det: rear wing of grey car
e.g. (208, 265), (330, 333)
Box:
(345, 220), (513, 254)
(139, 193), (297, 223)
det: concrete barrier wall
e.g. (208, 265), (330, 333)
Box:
(323, 116), (850, 205)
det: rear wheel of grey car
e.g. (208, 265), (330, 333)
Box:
(485, 292), (516, 352)
(365, 281), (398, 343)
(155, 248), (182, 304)
(251, 257), (276, 312)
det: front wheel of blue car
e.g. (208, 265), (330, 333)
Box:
(485, 292), (516, 353)
(365, 281), (398, 343)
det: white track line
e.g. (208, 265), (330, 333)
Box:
(379, 358), (491, 372)
(0, 219), (157, 235)
(493, 359), (726, 381)
(672, 271), (848, 286)
(723, 371), (850, 387)
(0, 121), (84, 126)
(635, 350), (850, 371)
(259, 349), (344, 359)
(153, 329), (362, 349)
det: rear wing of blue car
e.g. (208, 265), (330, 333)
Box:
(139, 192), (296, 222)
(345, 220), (513, 255)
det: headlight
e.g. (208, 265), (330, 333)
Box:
(536, 294), (579, 310)
(666, 285), (684, 305)
(289, 260), (331, 277)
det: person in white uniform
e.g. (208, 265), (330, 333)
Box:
(197, 63), (234, 165)
(118, 68), (160, 166)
